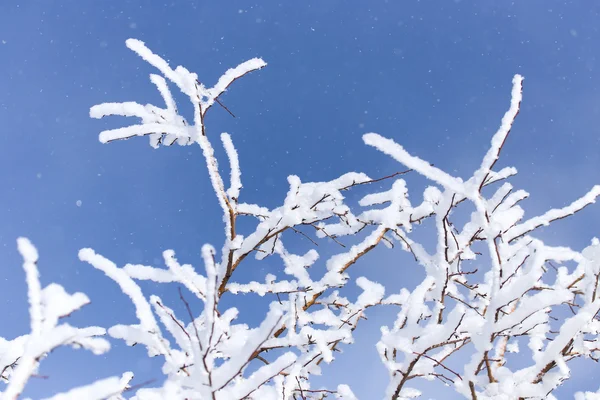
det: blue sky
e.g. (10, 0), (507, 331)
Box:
(1, 1), (599, 398)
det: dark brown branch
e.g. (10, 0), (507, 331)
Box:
(339, 169), (412, 191)
(214, 98), (236, 118)
(178, 287), (203, 353)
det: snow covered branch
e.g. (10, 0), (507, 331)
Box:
(0, 238), (131, 400)
(90, 38), (266, 148)
(365, 75), (600, 400)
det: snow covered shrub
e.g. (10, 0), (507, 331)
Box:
(87, 39), (600, 399)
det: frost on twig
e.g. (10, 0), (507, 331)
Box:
(0, 238), (131, 400)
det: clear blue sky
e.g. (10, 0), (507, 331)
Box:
(1, 1), (599, 398)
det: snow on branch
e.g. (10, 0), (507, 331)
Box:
(471, 74), (524, 192)
(91, 40), (271, 280)
(90, 38), (265, 148)
(364, 132), (466, 196)
(41, 372), (134, 400)
(363, 75), (600, 400)
(506, 185), (600, 242)
(221, 132), (242, 201)
(79, 245), (301, 398)
(0, 239), (130, 400)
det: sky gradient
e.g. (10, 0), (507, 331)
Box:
(1, 1), (600, 398)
